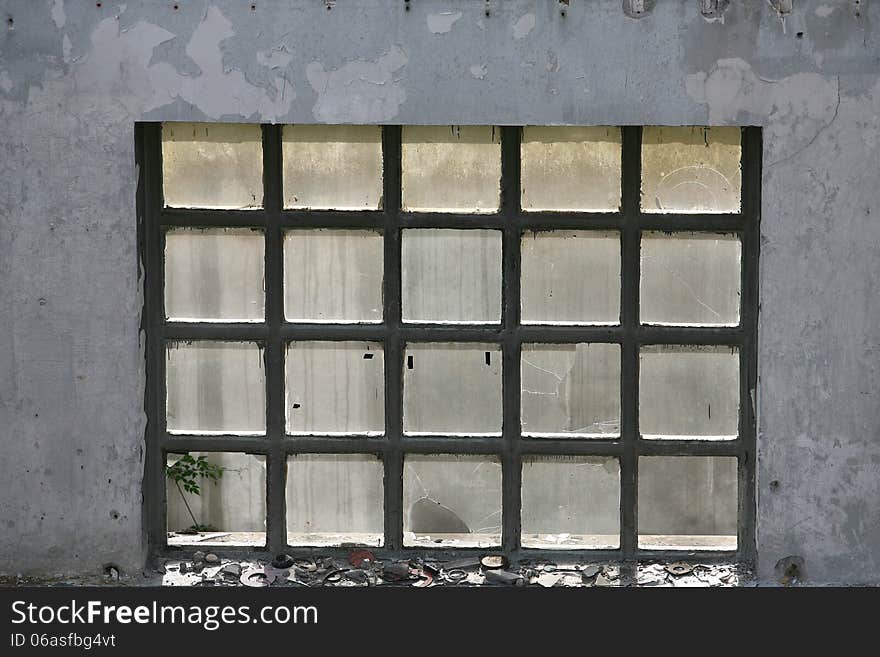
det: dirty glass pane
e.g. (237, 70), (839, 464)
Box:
(521, 231), (620, 324)
(282, 125), (383, 210)
(521, 456), (620, 549)
(402, 229), (502, 324)
(286, 454), (384, 547)
(641, 126), (741, 213)
(403, 454), (502, 547)
(521, 126), (622, 212)
(639, 346), (739, 439)
(162, 122), (263, 209)
(286, 342), (384, 435)
(284, 229), (383, 323)
(639, 456), (738, 550)
(164, 228), (265, 322)
(401, 126), (501, 213)
(641, 232), (741, 326)
(403, 343), (502, 435)
(166, 341), (266, 435)
(166, 452), (266, 547)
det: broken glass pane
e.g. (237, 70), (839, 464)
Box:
(401, 126), (501, 213)
(521, 456), (620, 549)
(521, 231), (620, 324)
(162, 122), (263, 209)
(282, 125), (383, 210)
(403, 343), (502, 435)
(285, 341), (384, 435)
(284, 229), (383, 323)
(166, 452), (266, 547)
(638, 456), (738, 550)
(403, 454), (502, 548)
(286, 454), (384, 547)
(402, 229), (502, 324)
(166, 341), (266, 435)
(641, 126), (741, 213)
(521, 126), (622, 212)
(639, 345), (739, 440)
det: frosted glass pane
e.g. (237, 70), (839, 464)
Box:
(639, 346), (739, 439)
(162, 122), (263, 209)
(403, 455), (502, 548)
(284, 229), (383, 323)
(402, 126), (501, 213)
(402, 229), (502, 323)
(641, 126), (741, 213)
(521, 126), (621, 211)
(521, 343), (620, 438)
(166, 452), (266, 547)
(166, 341), (265, 435)
(641, 232), (741, 326)
(165, 228), (264, 322)
(521, 231), (620, 324)
(639, 456), (737, 550)
(282, 125), (382, 210)
(403, 343), (502, 435)
(286, 454), (384, 547)
(286, 342), (384, 435)
(521, 456), (620, 549)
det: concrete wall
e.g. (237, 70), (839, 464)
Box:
(1, 0), (878, 585)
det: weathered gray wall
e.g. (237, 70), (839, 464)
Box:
(0, 0), (878, 585)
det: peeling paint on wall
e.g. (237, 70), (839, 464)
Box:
(512, 13), (536, 40)
(427, 11), (462, 34)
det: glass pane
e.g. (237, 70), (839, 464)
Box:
(521, 126), (621, 211)
(641, 126), (741, 213)
(403, 343), (502, 435)
(521, 231), (620, 324)
(401, 126), (501, 213)
(166, 452), (266, 547)
(521, 456), (620, 549)
(284, 229), (383, 323)
(521, 343), (620, 438)
(286, 454), (384, 547)
(282, 125), (383, 210)
(403, 454), (501, 547)
(639, 346), (739, 439)
(641, 232), (741, 326)
(639, 456), (737, 550)
(402, 229), (502, 324)
(162, 122), (263, 209)
(165, 228), (264, 322)
(286, 342), (384, 435)
(166, 341), (266, 435)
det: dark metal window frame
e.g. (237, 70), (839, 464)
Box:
(138, 124), (760, 564)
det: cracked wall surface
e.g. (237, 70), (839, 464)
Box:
(0, 0), (879, 584)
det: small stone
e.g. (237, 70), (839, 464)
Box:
(595, 574), (615, 587)
(222, 563), (241, 577)
(192, 551), (206, 563)
(581, 564), (601, 579)
(205, 553), (219, 564)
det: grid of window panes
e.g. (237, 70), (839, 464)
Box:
(145, 123), (757, 559)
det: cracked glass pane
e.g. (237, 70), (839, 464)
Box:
(165, 228), (265, 322)
(521, 343), (620, 438)
(166, 341), (266, 435)
(521, 230), (620, 324)
(285, 341), (384, 435)
(403, 343), (502, 435)
(282, 125), (383, 210)
(640, 232), (741, 326)
(639, 345), (739, 440)
(639, 456), (738, 550)
(166, 452), (266, 547)
(286, 454), (384, 547)
(521, 126), (622, 212)
(284, 229), (383, 323)
(403, 454), (502, 548)
(641, 126), (741, 213)
(162, 122), (263, 209)
(521, 456), (620, 549)
(402, 126), (501, 213)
